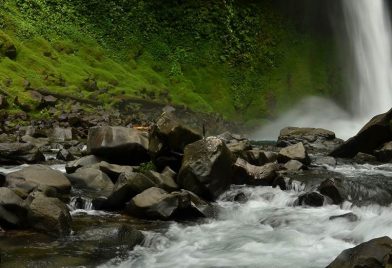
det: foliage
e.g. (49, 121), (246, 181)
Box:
(0, 0), (341, 122)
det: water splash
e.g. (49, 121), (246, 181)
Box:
(253, 0), (392, 141)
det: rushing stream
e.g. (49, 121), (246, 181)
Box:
(95, 162), (392, 268)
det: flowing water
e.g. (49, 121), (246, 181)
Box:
(253, 0), (392, 140)
(99, 162), (392, 268)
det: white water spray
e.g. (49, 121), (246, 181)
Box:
(253, 0), (392, 141)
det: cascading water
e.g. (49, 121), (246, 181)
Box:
(252, 0), (392, 141)
(343, 0), (392, 118)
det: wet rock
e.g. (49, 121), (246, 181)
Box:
(95, 172), (157, 210)
(233, 158), (278, 186)
(353, 152), (378, 164)
(28, 194), (72, 236)
(126, 187), (211, 220)
(88, 126), (150, 165)
(296, 192), (324, 207)
(149, 112), (201, 171)
(277, 142), (310, 165)
(284, 160), (305, 171)
(51, 127), (73, 142)
(88, 161), (134, 182)
(327, 236), (392, 268)
(56, 149), (75, 161)
(331, 108), (392, 158)
(65, 155), (101, 174)
(144, 167), (178, 192)
(0, 143), (45, 164)
(318, 178), (345, 205)
(67, 168), (114, 195)
(329, 213), (358, 222)
(278, 127), (336, 145)
(234, 192), (248, 203)
(0, 187), (28, 228)
(243, 149), (270, 166)
(374, 141), (392, 162)
(6, 165), (71, 194)
(178, 137), (235, 200)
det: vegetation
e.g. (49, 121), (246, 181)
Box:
(0, 0), (341, 122)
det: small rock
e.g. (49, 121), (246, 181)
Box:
(374, 141), (392, 162)
(329, 212), (358, 222)
(284, 160), (305, 171)
(278, 142), (310, 165)
(0, 143), (45, 164)
(318, 178), (345, 205)
(296, 192), (324, 207)
(67, 168), (114, 195)
(65, 155), (101, 174)
(233, 158), (278, 186)
(56, 149), (75, 161)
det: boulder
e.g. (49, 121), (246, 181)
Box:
(330, 108), (392, 158)
(318, 178), (345, 205)
(329, 213), (358, 222)
(296, 192), (324, 207)
(277, 127), (336, 147)
(178, 137), (235, 200)
(51, 127), (73, 142)
(284, 160), (305, 171)
(65, 155), (101, 174)
(374, 141), (392, 162)
(87, 126), (150, 165)
(6, 165), (71, 194)
(94, 172), (157, 210)
(277, 142), (310, 165)
(126, 187), (212, 220)
(245, 149), (270, 166)
(327, 236), (392, 268)
(0, 187), (28, 228)
(149, 112), (201, 171)
(88, 161), (134, 182)
(56, 149), (75, 161)
(67, 168), (114, 195)
(232, 158), (278, 186)
(28, 194), (72, 236)
(0, 143), (45, 164)
(144, 167), (178, 192)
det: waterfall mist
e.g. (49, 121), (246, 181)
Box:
(252, 0), (392, 141)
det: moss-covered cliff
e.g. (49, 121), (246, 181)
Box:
(0, 0), (341, 122)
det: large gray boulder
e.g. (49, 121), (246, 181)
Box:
(277, 126), (344, 153)
(6, 165), (71, 194)
(0, 143), (45, 164)
(94, 172), (157, 210)
(232, 158), (278, 186)
(327, 236), (392, 268)
(67, 168), (114, 195)
(149, 112), (202, 171)
(126, 187), (212, 220)
(0, 187), (28, 228)
(331, 108), (392, 158)
(87, 126), (150, 165)
(178, 137), (235, 200)
(28, 194), (72, 236)
(277, 142), (310, 165)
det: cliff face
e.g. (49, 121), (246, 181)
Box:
(0, 0), (340, 122)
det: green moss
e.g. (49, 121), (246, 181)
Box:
(0, 0), (341, 122)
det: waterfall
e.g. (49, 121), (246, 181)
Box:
(252, 0), (392, 141)
(343, 0), (392, 118)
